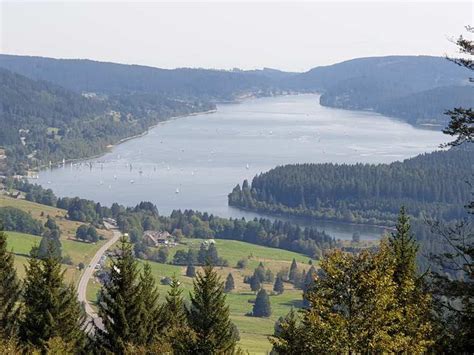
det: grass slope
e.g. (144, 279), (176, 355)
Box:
(0, 195), (112, 284)
(88, 238), (313, 353)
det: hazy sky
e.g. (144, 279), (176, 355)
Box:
(0, 1), (471, 72)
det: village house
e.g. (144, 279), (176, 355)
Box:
(143, 230), (176, 247)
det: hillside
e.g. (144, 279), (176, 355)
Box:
(0, 194), (112, 282)
(229, 147), (473, 226)
(288, 56), (472, 125)
(1, 54), (471, 130)
(87, 237), (314, 353)
(0, 68), (213, 174)
(0, 54), (287, 99)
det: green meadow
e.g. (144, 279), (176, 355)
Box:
(88, 238), (313, 354)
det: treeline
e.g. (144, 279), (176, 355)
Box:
(120, 208), (335, 259)
(7, 179), (335, 258)
(0, 207), (44, 235)
(0, 227), (240, 353)
(229, 147), (473, 226)
(0, 54), (288, 99)
(0, 68), (214, 174)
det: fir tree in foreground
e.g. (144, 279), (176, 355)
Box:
(271, 308), (302, 353)
(19, 246), (86, 352)
(136, 263), (162, 347)
(0, 226), (21, 337)
(389, 207), (433, 351)
(95, 236), (145, 353)
(224, 273), (235, 293)
(160, 276), (194, 352)
(188, 264), (237, 353)
(252, 289), (271, 317)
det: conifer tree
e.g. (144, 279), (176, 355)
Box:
(207, 243), (219, 265)
(19, 246), (85, 351)
(160, 276), (193, 352)
(303, 265), (317, 293)
(95, 236), (143, 353)
(186, 263), (196, 277)
(252, 288), (271, 317)
(389, 207), (433, 351)
(38, 230), (62, 260)
(273, 276), (284, 294)
(270, 308), (302, 353)
(136, 263), (161, 346)
(224, 273), (235, 293)
(197, 244), (207, 265)
(188, 264), (237, 353)
(254, 263), (265, 283)
(0, 226), (21, 337)
(250, 274), (261, 292)
(288, 258), (298, 282)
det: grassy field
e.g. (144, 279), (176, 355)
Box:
(1, 195), (112, 284)
(1, 195), (314, 353)
(87, 238), (314, 353)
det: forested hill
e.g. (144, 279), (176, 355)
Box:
(0, 54), (290, 99)
(228, 147), (474, 226)
(287, 56), (472, 126)
(1, 54), (471, 127)
(0, 68), (213, 174)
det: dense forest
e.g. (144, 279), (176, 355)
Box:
(1, 54), (472, 136)
(229, 147), (473, 226)
(0, 68), (214, 174)
(287, 55), (472, 126)
(0, 54), (288, 99)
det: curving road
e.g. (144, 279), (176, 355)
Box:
(77, 222), (121, 326)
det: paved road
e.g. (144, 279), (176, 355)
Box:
(77, 222), (121, 325)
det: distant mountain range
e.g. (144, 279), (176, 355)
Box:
(0, 54), (471, 127)
(0, 54), (472, 174)
(0, 54), (286, 100)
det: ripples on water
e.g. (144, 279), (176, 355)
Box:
(35, 94), (447, 240)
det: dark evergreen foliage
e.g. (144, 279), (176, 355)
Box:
(252, 289), (272, 317)
(224, 273), (235, 293)
(95, 236), (144, 353)
(188, 265), (237, 353)
(273, 276), (284, 294)
(160, 277), (192, 352)
(186, 263), (196, 278)
(0, 206), (44, 235)
(229, 148), (473, 226)
(288, 259), (298, 282)
(19, 247), (86, 351)
(0, 227), (21, 337)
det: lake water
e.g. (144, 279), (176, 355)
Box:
(34, 94), (447, 240)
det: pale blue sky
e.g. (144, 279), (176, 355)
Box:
(1, 1), (471, 71)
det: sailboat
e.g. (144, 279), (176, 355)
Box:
(175, 187), (180, 194)
(246, 163), (250, 170)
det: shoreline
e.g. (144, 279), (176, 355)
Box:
(32, 108), (218, 172)
(228, 204), (395, 233)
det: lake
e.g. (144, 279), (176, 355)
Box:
(34, 94), (447, 240)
